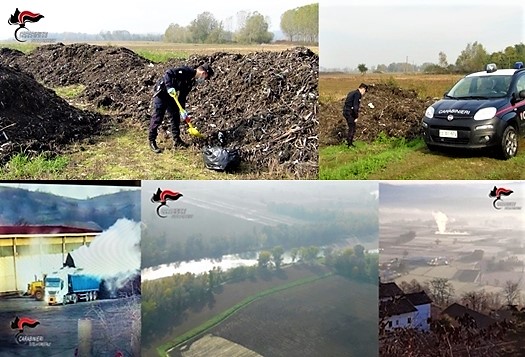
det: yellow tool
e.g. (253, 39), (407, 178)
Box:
(169, 92), (204, 138)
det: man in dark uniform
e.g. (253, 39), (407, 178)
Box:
(148, 63), (213, 153)
(342, 83), (368, 147)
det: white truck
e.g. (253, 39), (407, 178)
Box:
(44, 269), (101, 305)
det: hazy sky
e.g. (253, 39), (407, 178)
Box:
(1, 0), (313, 40)
(320, 0), (525, 70)
(379, 181), (525, 224)
(0, 182), (139, 199)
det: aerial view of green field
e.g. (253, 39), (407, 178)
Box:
(140, 180), (379, 357)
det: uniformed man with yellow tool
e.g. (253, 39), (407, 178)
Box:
(148, 63), (213, 153)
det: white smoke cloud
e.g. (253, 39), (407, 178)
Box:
(69, 218), (141, 277)
(432, 211), (448, 234)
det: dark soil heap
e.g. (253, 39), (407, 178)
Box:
(0, 64), (105, 163)
(0, 44), (318, 177)
(320, 83), (434, 146)
(184, 47), (318, 176)
(1, 43), (158, 117)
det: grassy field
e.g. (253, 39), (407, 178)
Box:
(0, 41), (316, 180)
(319, 72), (525, 180)
(320, 136), (525, 180)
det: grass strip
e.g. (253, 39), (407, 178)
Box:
(319, 136), (424, 180)
(0, 153), (68, 179)
(158, 272), (333, 357)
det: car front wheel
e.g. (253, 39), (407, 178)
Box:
(498, 126), (518, 160)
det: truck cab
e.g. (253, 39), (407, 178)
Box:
(422, 62), (525, 159)
(44, 274), (66, 305)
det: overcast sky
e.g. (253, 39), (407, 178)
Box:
(0, 182), (139, 199)
(379, 181), (525, 224)
(320, 0), (525, 70)
(1, 0), (313, 40)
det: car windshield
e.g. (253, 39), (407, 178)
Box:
(447, 75), (512, 99)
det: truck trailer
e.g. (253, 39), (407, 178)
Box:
(44, 270), (101, 305)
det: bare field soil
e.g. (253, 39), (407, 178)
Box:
(208, 276), (377, 357)
(169, 276), (378, 357)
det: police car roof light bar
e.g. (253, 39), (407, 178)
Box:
(485, 63), (497, 73)
(514, 61), (524, 69)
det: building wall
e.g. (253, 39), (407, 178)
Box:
(384, 312), (414, 331)
(413, 303), (431, 331)
(0, 234), (97, 293)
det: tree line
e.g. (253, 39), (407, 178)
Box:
(163, 4), (318, 44)
(399, 277), (522, 309)
(141, 212), (378, 268)
(359, 42), (524, 74)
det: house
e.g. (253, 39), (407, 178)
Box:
(379, 281), (432, 332)
(441, 303), (497, 329)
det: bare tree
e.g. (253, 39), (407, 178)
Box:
(428, 278), (455, 306)
(461, 290), (487, 311)
(438, 51), (448, 67)
(503, 280), (520, 306)
(399, 279), (424, 293)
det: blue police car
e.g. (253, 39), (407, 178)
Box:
(422, 62), (525, 159)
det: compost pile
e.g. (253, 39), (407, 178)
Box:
(0, 44), (318, 176)
(0, 64), (105, 164)
(183, 47), (318, 176)
(320, 83), (434, 146)
(0, 43), (158, 118)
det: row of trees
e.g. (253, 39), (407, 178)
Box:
(164, 11), (272, 44)
(399, 277), (522, 308)
(280, 4), (318, 43)
(257, 245), (322, 269)
(163, 4), (318, 44)
(361, 42), (524, 74)
(327, 245), (378, 284)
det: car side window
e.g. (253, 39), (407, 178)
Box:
(516, 74), (525, 93)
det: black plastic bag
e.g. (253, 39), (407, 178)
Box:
(202, 146), (241, 172)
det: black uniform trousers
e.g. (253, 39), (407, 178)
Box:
(345, 115), (356, 145)
(148, 91), (181, 142)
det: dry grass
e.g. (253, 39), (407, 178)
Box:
(320, 72), (463, 102)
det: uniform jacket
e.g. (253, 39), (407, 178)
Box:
(154, 66), (196, 107)
(343, 89), (362, 119)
